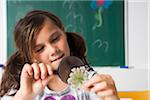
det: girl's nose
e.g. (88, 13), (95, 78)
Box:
(47, 44), (58, 57)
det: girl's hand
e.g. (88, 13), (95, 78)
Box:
(83, 74), (120, 100)
(14, 63), (53, 100)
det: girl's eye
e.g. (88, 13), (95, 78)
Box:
(51, 35), (61, 43)
(34, 46), (44, 53)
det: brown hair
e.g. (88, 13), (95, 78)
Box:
(0, 10), (90, 97)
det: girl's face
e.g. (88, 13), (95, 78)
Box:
(33, 19), (70, 70)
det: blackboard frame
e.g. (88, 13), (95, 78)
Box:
(7, 0), (126, 67)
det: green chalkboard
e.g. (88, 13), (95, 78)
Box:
(7, 0), (125, 66)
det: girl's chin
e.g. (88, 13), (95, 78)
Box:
(51, 57), (63, 70)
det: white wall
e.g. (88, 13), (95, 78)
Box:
(128, 0), (148, 69)
(0, 0), (6, 81)
(148, 0), (150, 90)
(0, 0), (149, 91)
(0, 0), (7, 64)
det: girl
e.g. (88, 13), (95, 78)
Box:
(0, 10), (119, 100)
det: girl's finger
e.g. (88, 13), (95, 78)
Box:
(96, 89), (114, 97)
(83, 74), (102, 88)
(31, 63), (40, 80)
(46, 64), (53, 75)
(105, 74), (115, 85)
(20, 63), (34, 89)
(21, 63), (33, 77)
(39, 63), (48, 79)
(90, 81), (108, 93)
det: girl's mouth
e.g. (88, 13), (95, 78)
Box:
(51, 53), (64, 63)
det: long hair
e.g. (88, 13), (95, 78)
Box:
(66, 32), (88, 65)
(0, 10), (90, 97)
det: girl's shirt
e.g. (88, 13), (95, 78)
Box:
(1, 86), (100, 100)
(37, 86), (99, 100)
(37, 71), (100, 100)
